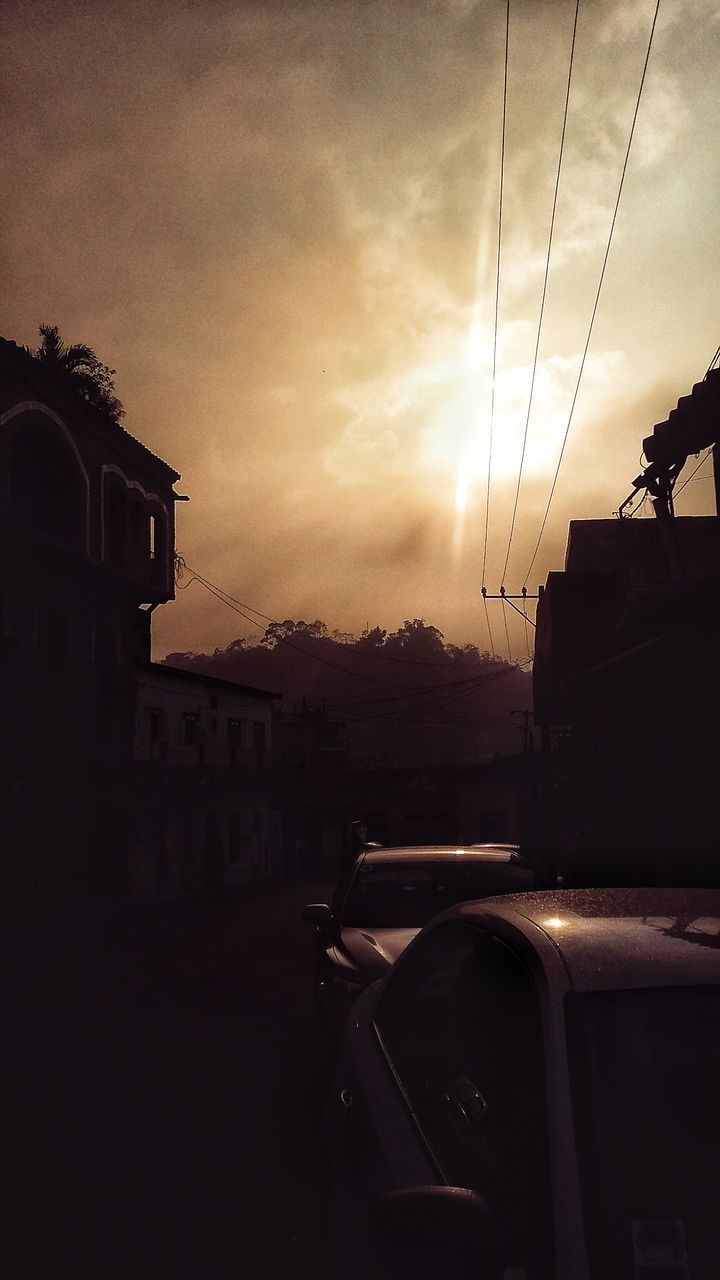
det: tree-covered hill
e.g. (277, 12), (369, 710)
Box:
(164, 617), (532, 768)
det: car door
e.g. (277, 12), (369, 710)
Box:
(330, 920), (554, 1278)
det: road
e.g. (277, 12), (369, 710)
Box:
(5, 881), (335, 1279)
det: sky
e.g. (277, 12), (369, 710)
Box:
(3, 0), (719, 661)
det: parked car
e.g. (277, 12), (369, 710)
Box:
(325, 886), (720, 1279)
(301, 844), (537, 1040)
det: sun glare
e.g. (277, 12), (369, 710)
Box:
(455, 461), (469, 513)
(422, 346), (571, 513)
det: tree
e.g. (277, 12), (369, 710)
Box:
(27, 324), (125, 422)
(261, 619), (329, 648)
(384, 619), (446, 658)
(354, 626), (387, 653)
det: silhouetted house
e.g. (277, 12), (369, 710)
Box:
(344, 756), (528, 853)
(133, 664), (279, 895)
(0, 337), (181, 899)
(534, 516), (720, 885)
(272, 703), (351, 878)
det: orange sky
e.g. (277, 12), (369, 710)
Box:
(4, 0), (719, 661)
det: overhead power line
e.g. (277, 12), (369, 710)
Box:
(322, 663), (517, 711)
(501, 0), (580, 587)
(176, 562), (519, 696)
(482, 0), (510, 593)
(177, 560), (499, 670)
(342, 665), (521, 724)
(673, 447), (714, 500)
(181, 572), (401, 690)
(523, 0), (662, 589)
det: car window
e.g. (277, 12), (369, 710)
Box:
(330, 858), (361, 915)
(375, 923), (552, 1276)
(341, 860), (537, 928)
(567, 986), (720, 1280)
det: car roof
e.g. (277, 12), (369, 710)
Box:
(456, 886), (720, 993)
(359, 844), (524, 866)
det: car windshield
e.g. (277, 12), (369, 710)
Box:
(567, 986), (720, 1280)
(341, 859), (536, 928)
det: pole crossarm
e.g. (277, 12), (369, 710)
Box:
(481, 586), (538, 627)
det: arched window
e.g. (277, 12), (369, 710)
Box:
(107, 482), (127, 568)
(131, 500), (147, 551)
(9, 423), (84, 551)
(149, 508), (167, 587)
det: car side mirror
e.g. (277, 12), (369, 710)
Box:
(301, 903), (333, 927)
(368, 1186), (503, 1280)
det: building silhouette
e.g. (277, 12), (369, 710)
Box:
(133, 664), (278, 895)
(0, 336), (278, 901)
(0, 337), (182, 899)
(533, 514), (720, 885)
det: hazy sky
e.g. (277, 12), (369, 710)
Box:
(4, 0), (719, 660)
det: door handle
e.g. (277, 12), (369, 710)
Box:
(449, 1076), (487, 1126)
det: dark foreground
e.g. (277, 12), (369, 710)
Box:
(5, 881), (334, 1279)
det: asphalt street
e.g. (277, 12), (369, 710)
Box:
(5, 881), (335, 1279)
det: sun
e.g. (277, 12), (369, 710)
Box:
(421, 348), (572, 515)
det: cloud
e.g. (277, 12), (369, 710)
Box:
(2, 0), (718, 657)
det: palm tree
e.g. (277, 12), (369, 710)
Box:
(28, 324), (125, 421)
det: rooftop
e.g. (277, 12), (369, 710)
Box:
(145, 661), (280, 701)
(0, 337), (180, 481)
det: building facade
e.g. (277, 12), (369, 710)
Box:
(533, 516), (720, 886)
(0, 337), (181, 900)
(132, 664), (278, 896)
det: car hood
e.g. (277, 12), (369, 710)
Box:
(338, 927), (420, 983)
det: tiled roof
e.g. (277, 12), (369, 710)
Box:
(147, 661), (280, 700)
(0, 336), (180, 480)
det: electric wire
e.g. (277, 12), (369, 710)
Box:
(523, 0), (661, 589)
(178, 560), (498, 670)
(180, 570), (519, 706)
(342, 665), (520, 724)
(321, 663), (515, 710)
(481, 0), (510, 592)
(673, 447), (714, 500)
(185, 574), (402, 690)
(501, 0), (580, 587)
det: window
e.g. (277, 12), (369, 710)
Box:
(145, 706), (165, 743)
(107, 484), (126, 568)
(131, 502), (146, 549)
(227, 718), (244, 747)
(253, 720), (266, 751)
(375, 925), (552, 1274)
(9, 423), (84, 551)
(182, 712), (199, 745)
(568, 987), (720, 1280)
(342, 861), (536, 929)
